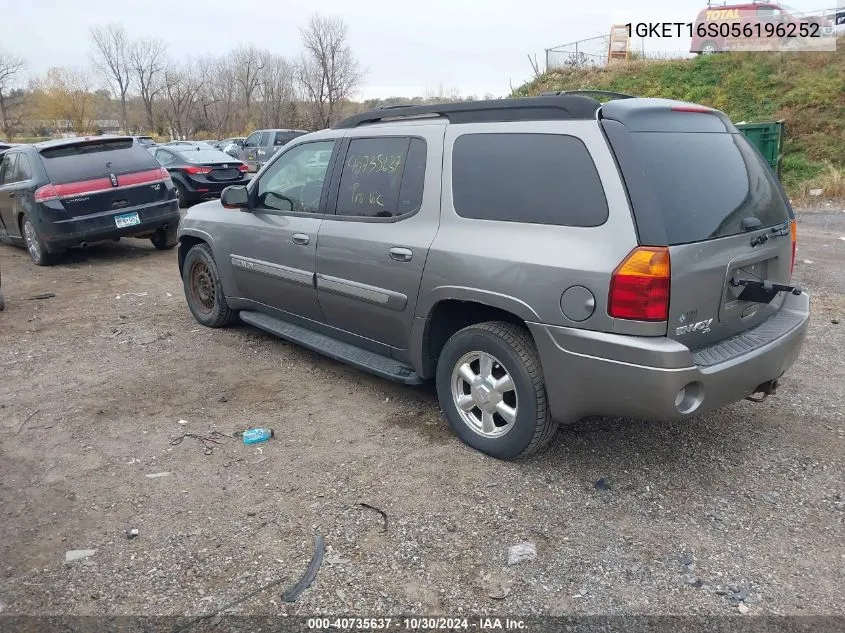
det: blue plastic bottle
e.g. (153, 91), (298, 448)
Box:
(242, 428), (274, 444)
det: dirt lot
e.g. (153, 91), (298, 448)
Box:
(0, 210), (843, 618)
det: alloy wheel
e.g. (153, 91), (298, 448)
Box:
(450, 351), (518, 438)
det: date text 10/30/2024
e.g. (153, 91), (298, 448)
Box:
(307, 617), (527, 630)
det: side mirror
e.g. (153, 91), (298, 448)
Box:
(221, 185), (249, 209)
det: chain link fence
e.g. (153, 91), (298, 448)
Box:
(545, 35), (694, 71)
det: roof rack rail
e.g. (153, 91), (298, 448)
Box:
(539, 90), (637, 101)
(371, 104), (416, 111)
(333, 94), (603, 129)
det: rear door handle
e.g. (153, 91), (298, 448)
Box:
(291, 233), (310, 246)
(8, 192), (16, 198)
(389, 247), (413, 262)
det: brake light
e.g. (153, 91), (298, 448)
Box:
(183, 166), (212, 175)
(34, 168), (169, 203)
(34, 184), (59, 203)
(671, 105), (713, 113)
(237, 164), (248, 172)
(789, 219), (797, 278)
(608, 247), (671, 321)
(116, 167), (170, 186)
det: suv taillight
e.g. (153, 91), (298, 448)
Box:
(789, 219), (797, 278)
(608, 247), (671, 321)
(34, 184), (59, 203)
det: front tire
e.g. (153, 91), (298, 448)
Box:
(21, 215), (56, 266)
(150, 225), (178, 250)
(182, 243), (237, 328)
(436, 321), (557, 460)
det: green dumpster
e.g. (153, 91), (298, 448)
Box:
(734, 120), (785, 178)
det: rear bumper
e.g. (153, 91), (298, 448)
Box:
(43, 200), (181, 252)
(528, 291), (810, 423)
(182, 176), (249, 200)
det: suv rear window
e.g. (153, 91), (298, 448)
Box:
(451, 133), (609, 227)
(40, 138), (133, 158)
(39, 138), (159, 184)
(625, 132), (790, 244)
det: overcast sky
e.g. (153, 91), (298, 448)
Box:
(1, 0), (837, 99)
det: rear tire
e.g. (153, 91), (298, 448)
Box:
(174, 182), (189, 208)
(436, 321), (557, 460)
(21, 215), (56, 266)
(150, 225), (178, 250)
(182, 243), (237, 328)
(700, 41), (719, 54)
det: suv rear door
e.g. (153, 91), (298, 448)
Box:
(601, 101), (795, 350)
(315, 126), (442, 352)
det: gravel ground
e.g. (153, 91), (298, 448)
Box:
(0, 209), (843, 618)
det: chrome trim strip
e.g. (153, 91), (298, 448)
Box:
(231, 255), (313, 287)
(316, 273), (407, 311)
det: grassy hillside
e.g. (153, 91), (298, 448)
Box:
(515, 42), (845, 198)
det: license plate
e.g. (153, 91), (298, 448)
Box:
(114, 211), (140, 228)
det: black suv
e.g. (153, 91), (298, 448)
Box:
(0, 136), (180, 265)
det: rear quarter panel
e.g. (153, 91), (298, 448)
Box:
(417, 120), (640, 333)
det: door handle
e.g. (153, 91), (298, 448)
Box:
(389, 247), (413, 262)
(8, 192), (15, 198)
(291, 233), (310, 246)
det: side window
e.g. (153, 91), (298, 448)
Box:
(244, 132), (261, 147)
(259, 131), (273, 146)
(0, 153), (18, 185)
(14, 154), (33, 181)
(757, 7), (776, 19)
(451, 133), (609, 227)
(335, 137), (426, 219)
(255, 140), (335, 213)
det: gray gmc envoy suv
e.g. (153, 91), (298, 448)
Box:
(176, 92), (810, 460)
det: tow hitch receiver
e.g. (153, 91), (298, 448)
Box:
(730, 278), (802, 304)
(746, 379), (779, 403)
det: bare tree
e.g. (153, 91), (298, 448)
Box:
(203, 56), (238, 135)
(0, 48), (26, 140)
(33, 66), (97, 134)
(90, 23), (133, 132)
(161, 63), (203, 139)
(296, 14), (364, 128)
(422, 81), (462, 103)
(129, 37), (167, 132)
(259, 53), (297, 129)
(232, 46), (265, 126)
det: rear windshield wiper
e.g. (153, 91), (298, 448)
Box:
(749, 221), (790, 247)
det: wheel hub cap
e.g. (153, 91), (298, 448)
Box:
(451, 351), (518, 439)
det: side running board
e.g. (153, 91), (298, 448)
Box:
(239, 310), (422, 385)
